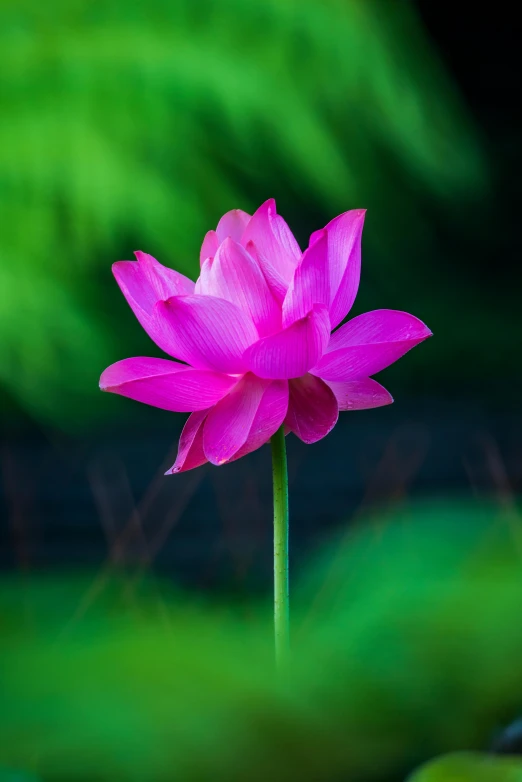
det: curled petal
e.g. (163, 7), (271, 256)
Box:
(116, 251), (195, 302)
(215, 209), (251, 243)
(241, 199), (300, 286)
(245, 240), (288, 303)
(155, 295), (259, 373)
(228, 380), (289, 463)
(285, 374), (339, 444)
(196, 238), (281, 336)
(200, 231), (219, 265)
(324, 378), (393, 410)
(315, 209), (365, 328)
(99, 357), (237, 412)
(168, 379), (289, 471)
(312, 310), (432, 381)
(203, 374), (267, 465)
(282, 229), (329, 326)
(113, 252), (194, 354)
(245, 305), (330, 380)
(166, 410), (209, 474)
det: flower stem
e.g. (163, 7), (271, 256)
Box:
(271, 423), (289, 666)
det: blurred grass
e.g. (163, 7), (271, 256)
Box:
(1, 499), (522, 781)
(0, 0), (491, 429)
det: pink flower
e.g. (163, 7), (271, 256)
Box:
(100, 200), (431, 472)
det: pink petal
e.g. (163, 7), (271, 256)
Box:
(284, 374), (339, 444)
(245, 304), (330, 380)
(241, 199), (300, 286)
(311, 210), (365, 328)
(200, 231), (219, 265)
(245, 240), (288, 304)
(194, 256), (213, 294)
(282, 229), (330, 326)
(197, 238), (281, 337)
(271, 211), (302, 263)
(155, 295), (259, 373)
(228, 380), (289, 462)
(166, 410), (209, 474)
(131, 251), (195, 299)
(203, 374), (267, 465)
(99, 357), (237, 412)
(327, 309), (431, 350)
(215, 209), (251, 243)
(113, 252), (195, 355)
(324, 378), (393, 410)
(312, 309), (432, 381)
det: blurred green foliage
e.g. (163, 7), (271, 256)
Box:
(1, 500), (522, 781)
(0, 0), (493, 429)
(407, 754), (522, 782)
(0, 0), (487, 427)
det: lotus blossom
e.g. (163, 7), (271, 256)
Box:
(100, 200), (431, 472)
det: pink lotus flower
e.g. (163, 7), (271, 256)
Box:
(100, 200), (431, 472)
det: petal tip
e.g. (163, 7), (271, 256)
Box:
(133, 250), (147, 262)
(98, 369), (111, 391)
(111, 260), (130, 275)
(416, 326), (433, 342)
(258, 197), (276, 217)
(219, 235), (237, 251)
(310, 227), (328, 246)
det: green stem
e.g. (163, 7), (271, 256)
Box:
(271, 423), (289, 666)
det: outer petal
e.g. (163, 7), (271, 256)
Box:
(196, 238), (281, 337)
(116, 251), (195, 301)
(324, 378), (393, 410)
(113, 252), (195, 354)
(215, 209), (251, 243)
(282, 230), (329, 326)
(166, 410), (209, 474)
(203, 374), (267, 465)
(245, 305), (330, 380)
(155, 295), (259, 373)
(311, 209), (365, 329)
(99, 357), (237, 412)
(228, 380), (289, 462)
(200, 231), (219, 265)
(284, 374), (339, 444)
(241, 199), (300, 285)
(312, 310), (432, 381)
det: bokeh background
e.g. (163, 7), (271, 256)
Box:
(3, 0), (519, 429)
(1, 2), (522, 781)
(1, 0), (520, 582)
